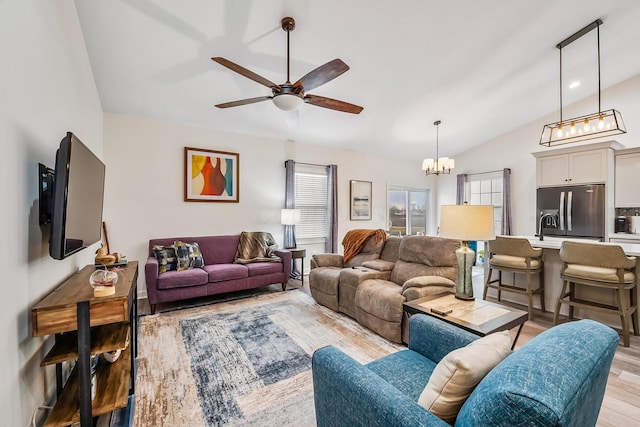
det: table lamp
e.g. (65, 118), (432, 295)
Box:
(281, 208), (301, 249)
(439, 204), (495, 300)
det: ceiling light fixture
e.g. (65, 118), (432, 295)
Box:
(273, 93), (304, 111)
(540, 19), (626, 147)
(422, 120), (454, 175)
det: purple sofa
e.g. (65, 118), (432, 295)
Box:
(145, 235), (292, 314)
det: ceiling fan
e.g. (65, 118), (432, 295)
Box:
(212, 17), (363, 114)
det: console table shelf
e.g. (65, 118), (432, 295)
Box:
(40, 323), (129, 366)
(31, 261), (138, 427)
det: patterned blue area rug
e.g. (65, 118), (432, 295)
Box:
(181, 302), (312, 425)
(134, 290), (402, 427)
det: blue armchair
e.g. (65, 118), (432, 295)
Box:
(312, 314), (618, 426)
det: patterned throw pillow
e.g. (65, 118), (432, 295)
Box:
(152, 245), (178, 274)
(173, 241), (205, 269)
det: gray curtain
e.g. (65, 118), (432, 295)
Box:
(284, 160), (296, 248)
(456, 174), (467, 205)
(502, 168), (512, 235)
(326, 164), (338, 253)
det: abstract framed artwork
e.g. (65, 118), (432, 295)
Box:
(350, 180), (372, 220)
(184, 147), (239, 202)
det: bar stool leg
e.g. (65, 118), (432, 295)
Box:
(632, 285), (639, 336)
(483, 267), (492, 300)
(526, 272), (534, 321)
(555, 278), (569, 325)
(539, 269), (546, 313)
(568, 282), (575, 320)
(497, 271), (502, 302)
(618, 285), (631, 347)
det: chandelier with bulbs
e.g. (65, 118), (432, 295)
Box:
(540, 19), (626, 146)
(422, 120), (454, 175)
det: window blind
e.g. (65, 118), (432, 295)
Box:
(295, 165), (328, 240)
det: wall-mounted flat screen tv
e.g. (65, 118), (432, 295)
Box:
(49, 132), (105, 260)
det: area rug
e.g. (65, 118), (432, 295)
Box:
(134, 290), (402, 426)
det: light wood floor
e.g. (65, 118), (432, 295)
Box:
(138, 276), (640, 426)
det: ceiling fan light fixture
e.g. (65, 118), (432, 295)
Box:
(272, 93), (304, 111)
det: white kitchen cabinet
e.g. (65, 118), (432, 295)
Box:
(536, 149), (607, 187)
(615, 150), (640, 207)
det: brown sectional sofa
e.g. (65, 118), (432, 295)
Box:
(309, 234), (460, 343)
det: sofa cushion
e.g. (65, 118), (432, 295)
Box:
(204, 263), (248, 283)
(156, 268), (209, 290)
(388, 236), (460, 286)
(355, 280), (404, 322)
(418, 330), (511, 424)
(379, 236), (401, 263)
(390, 260), (458, 286)
(246, 262), (283, 277)
(152, 245), (178, 273)
(361, 259), (395, 271)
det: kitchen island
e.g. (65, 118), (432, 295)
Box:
(483, 236), (639, 332)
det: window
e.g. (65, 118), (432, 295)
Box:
(466, 172), (503, 235)
(294, 164), (328, 242)
(387, 186), (429, 236)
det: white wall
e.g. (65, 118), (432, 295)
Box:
(1, 2), (103, 425)
(102, 112), (432, 297)
(435, 74), (640, 233)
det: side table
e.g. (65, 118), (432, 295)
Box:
(289, 248), (306, 280)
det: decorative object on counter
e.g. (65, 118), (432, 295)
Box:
(89, 268), (119, 297)
(540, 19), (626, 147)
(423, 120), (454, 175)
(440, 204), (496, 300)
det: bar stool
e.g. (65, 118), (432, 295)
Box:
(555, 240), (638, 347)
(483, 236), (544, 320)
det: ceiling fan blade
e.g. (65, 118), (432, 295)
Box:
(212, 57), (280, 89)
(215, 96), (272, 109)
(294, 59), (349, 92)
(304, 94), (363, 114)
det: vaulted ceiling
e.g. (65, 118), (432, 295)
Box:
(74, 0), (640, 161)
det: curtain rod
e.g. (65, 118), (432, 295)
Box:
(284, 160), (328, 168)
(466, 168), (510, 176)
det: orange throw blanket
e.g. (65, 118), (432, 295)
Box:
(342, 229), (387, 263)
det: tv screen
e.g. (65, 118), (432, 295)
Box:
(49, 132), (106, 260)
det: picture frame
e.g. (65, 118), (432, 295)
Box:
(184, 147), (239, 202)
(350, 180), (372, 220)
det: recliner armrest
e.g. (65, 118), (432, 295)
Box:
(312, 346), (449, 427)
(311, 253), (344, 268)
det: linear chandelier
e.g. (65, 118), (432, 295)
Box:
(540, 19), (626, 147)
(422, 120), (454, 175)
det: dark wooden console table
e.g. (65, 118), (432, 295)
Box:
(32, 261), (138, 427)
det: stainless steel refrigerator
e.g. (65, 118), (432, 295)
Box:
(536, 184), (605, 240)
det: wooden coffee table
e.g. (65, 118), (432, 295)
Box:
(403, 293), (528, 349)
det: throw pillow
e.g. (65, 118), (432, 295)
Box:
(418, 330), (512, 424)
(173, 241), (205, 270)
(152, 245), (178, 274)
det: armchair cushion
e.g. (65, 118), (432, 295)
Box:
(418, 330), (511, 424)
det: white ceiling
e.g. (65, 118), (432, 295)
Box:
(74, 0), (640, 161)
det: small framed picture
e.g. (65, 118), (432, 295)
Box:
(350, 180), (372, 220)
(184, 147), (239, 202)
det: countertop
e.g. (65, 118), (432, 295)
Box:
(516, 235), (640, 256)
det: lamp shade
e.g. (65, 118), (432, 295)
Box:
(439, 205), (495, 241)
(281, 208), (301, 225)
